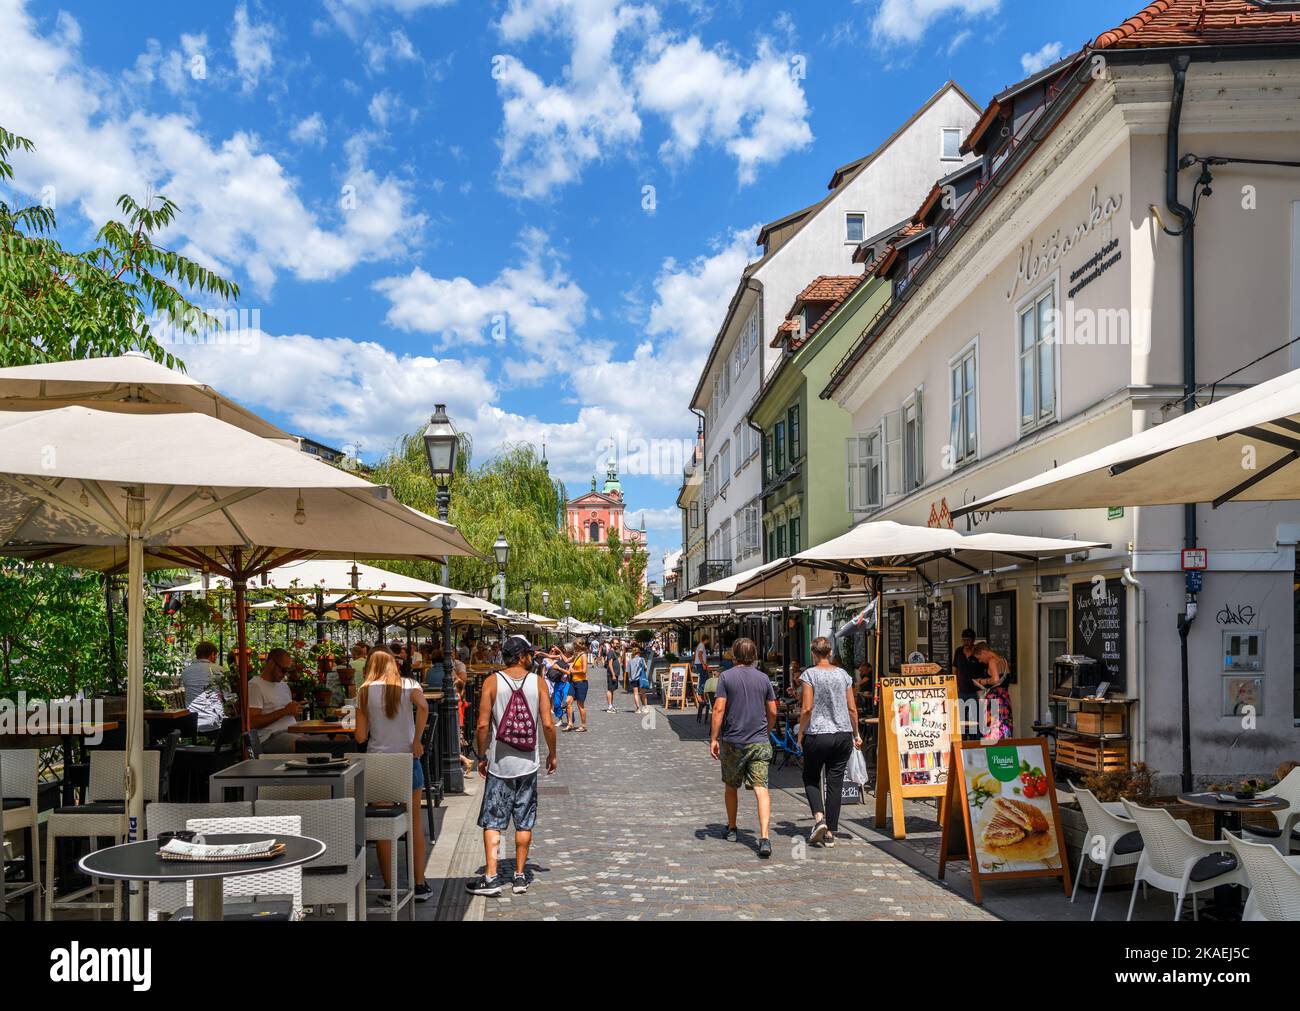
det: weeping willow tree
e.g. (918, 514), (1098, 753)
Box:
(369, 431), (647, 626)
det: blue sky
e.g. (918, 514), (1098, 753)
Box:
(0, 0), (1139, 578)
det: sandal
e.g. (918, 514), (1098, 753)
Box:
(575, 726), (588, 732)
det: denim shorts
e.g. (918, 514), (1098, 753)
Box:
(477, 772), (538, 832)
(412, 755), (425, 790)
(570, 680), (589, 703)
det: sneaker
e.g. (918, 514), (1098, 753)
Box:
(724, 825), (739, 842)
(823, 833), (835, 848)
(465, 874), (502, 897)
(757, 838), (772, 859)
(512, 873), (529, 894)
(809, 819), (830, 846)
(414, 881), (433, 902)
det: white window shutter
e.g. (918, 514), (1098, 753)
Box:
(884, 410), (903, 499)
(914, 387), (924, 486)
(845, 437), (859, 512)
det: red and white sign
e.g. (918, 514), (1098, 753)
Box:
(1181, 548), (1208, 571)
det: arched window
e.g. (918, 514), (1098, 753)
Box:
(589, 521), (601, 543)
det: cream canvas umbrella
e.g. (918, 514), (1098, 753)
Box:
(686, 559), (792, 602)
(952, 368), (1300, 516)
(0, 405), (477, 917)
(0, 352), (292, 441)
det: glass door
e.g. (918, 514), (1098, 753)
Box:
(1039, 603), (1068, 728)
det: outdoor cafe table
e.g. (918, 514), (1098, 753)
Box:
(79, 833), (325, 921)
(0, 722), (121, 805)
(211, 759), (364, 856)
(1177, 791), (1289, 919)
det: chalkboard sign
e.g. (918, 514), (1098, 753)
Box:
(841, 780), (863, 805)
(985, 591), (1017, 684)
(1070, 578), (1127, 692)
(929, 601), (952, 669)
(665, 663), (689, 710)
(887, 607), (905, 674)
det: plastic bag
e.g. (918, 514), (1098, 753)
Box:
(847, 745), (869, 786)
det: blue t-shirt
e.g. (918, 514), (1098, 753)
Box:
(715, 664), (776, 745)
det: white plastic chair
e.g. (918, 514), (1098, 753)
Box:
(46, 750), (160, 921)
(1, 749), (42, 915)
(1069, 787), (1144, 921)
(1224, 831), (1300, 921)
(144, 802), (253, 920)
(1240, 768), (1300, 853)
(256, 798), (365, 921)
(1122, 799), (1246, 921)
(184, 814), (306, 920)
(359, 754), (416, 920)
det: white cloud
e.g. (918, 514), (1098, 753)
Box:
(323, 0), (457, 40)
(230, 3), (275, 92)
(946, 29), (972, 56)
(1020, 41), (1063, 76)
(0, 1), (424, 293)
(363, 28), (419, 72)
(870, 0), (1000, 46)
(633, 35), (812, 186)
(290, 112), (327, 146)
(367, 89), (410, 126)
(492, 0), (811, 197)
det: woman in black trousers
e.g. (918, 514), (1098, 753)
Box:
(797, 636), (861, 847)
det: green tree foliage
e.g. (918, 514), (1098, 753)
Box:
(0, 126), (238, 367)
(370, 432), (648, 626)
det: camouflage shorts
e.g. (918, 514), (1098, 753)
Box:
(720, 740), (772, 790)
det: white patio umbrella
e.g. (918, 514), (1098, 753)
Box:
(687, 559), (792, 602)
(0, 352), (292, 441)
(0, 405), (476, 917)
(952, 367), (1300, 515)
(724, 521), (1108, 600)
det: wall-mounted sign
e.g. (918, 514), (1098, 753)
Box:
(1182, 548), (1209, 571)
(929, 601), (952, 669)
(1006, 187), (1125, 302)
(1071, 577), (1127, 692)
(1107, 506), (1124, 520)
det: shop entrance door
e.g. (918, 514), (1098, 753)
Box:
(1039, 602), (1069, 727)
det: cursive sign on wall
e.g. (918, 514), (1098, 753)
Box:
(1006, 187), (1124, 302)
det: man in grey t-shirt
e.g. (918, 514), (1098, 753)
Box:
(710, 638), (777, 859)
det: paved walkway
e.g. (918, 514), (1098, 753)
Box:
(434, 676), (994, 921)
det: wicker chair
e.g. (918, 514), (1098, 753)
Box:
(46, 750), (160, 921)
(143, 802), (253, 920)
(1240, 767), (1300, 854)
(1, 749), (42, 916)
(360, 753), (416, 920)
(1225, 831), (1300, 921)
(1069, 787), (1144, 921)
(178, 814), (305, 921)
(256, 799), (365, 921)
(1122, 799), (1246, 921)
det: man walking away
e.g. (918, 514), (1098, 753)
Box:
(605, 639), (622, 714)
(710, 638), (776, 858)
(467, 635), (557, 897)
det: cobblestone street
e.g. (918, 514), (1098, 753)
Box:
(434, 675), (994, 921)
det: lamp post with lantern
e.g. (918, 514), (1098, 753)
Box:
(492, 532), (510, 616)
(422, 404), (464, 793)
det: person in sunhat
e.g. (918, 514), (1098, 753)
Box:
(466, 635), (557, 897)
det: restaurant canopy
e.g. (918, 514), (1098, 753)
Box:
(723, 521), (1107, 600)
(953, 367), (1300, 515)
(0, 353), (292, 441)
(168, 558), (463, 599)
(686, 559), (791, 602)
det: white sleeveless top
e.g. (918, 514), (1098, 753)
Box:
(488, 671), (541, 779)
(362, 680), (418, 754)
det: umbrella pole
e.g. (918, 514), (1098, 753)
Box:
(124, 488), (146, 921)
(234, 548), (251, 744)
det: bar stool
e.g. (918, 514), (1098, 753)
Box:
(2, 750), (41, 918)
(45, 750), (160, 920)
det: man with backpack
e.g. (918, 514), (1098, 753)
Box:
(467, 635), (557, 897)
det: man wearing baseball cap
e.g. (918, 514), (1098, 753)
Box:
(467, 634), (557, 896)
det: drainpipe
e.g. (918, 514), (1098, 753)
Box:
(1121, 567), (1145, 764)
(1164, 53), (1197, 794)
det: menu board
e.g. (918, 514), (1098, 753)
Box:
(938, 739), (1071, 904)
(1071, 577), (1127, 691)
(985, 591), (1016, 683)
(875, 672), (958, 839)
(665, 663), (688, 710)
(886, 607), (905, 673)
(929, 601), (952, 669)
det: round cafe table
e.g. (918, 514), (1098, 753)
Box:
(1177, 792), (1288, 919)
(79, 833), (325, 921)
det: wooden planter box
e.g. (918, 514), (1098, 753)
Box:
(1075, 711), (1124, 735)
(1057, 737), (1129, 774)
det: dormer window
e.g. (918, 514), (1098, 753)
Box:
(845, 212), (865, 243)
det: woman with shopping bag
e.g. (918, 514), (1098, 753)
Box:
(796, 636), (862, 848)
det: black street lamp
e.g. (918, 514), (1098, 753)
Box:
(523, 578), (532, 622)
(541, 588), (550, 615)
(563, 596), (571, 637)
(492, 532), (510, 615)
(422, 404), (463, 794)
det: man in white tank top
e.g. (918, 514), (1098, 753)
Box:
(467, 635), (557, 897)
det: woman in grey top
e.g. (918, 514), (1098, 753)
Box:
(797, 636), (861, 847)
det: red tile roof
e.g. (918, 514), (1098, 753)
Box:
(794, 275), (862, 305)
(1095, 0), (1300, 49)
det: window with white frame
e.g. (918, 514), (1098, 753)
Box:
(733, 423), (743, 475)
(949, 344), (978, 466)
(718, 518), (733, 564)
(1017, 284), (1057, 434)
(746, 308), (761, 357)
(845, 212), (865, 244)
(941, 127), (962, 161)
(718, 440), (731, 489)
(902, 388), (924, 492)
(690, 501), (699, 528)
(845, 428), (882, 513)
